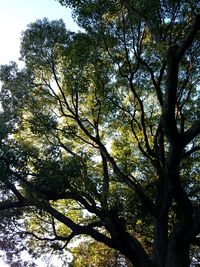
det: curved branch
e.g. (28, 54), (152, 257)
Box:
(182, 120), (200, 146)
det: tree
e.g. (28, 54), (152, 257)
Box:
(0, 1), (200, 266)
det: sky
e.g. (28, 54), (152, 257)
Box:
(0, 0), (79, 266)
(0, 0), (80, 65)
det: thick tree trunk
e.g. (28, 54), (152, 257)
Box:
(165, 241), (190, 267)
(153, 211), (169, 267)
(125, 240), (190, 267)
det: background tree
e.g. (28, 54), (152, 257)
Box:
(0, 1), (200, 266)
(69, 239), (132, 267)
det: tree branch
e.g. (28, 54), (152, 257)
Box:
(0, 200), (25, 210)
(177, 14), (200, 61)
(6, 182), (25, 202)
(182, 120), (200, 146)
(122, 0), (161, 43)
(183, 146), (200, 158)
(21, 231), (67, 242)
(162, 45), (180, 143)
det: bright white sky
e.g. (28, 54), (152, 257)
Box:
(0, 0), (79, 266)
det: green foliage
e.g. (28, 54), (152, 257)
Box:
(0, 1), (200, 266)
(20, 18), (71, 68)
(70, 239), (132, 267)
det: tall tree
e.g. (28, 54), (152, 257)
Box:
(0, 1), (200, 266)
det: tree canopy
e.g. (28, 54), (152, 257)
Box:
(0, 1), (200, 266)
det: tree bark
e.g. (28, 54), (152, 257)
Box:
(166, 240), (190, 267)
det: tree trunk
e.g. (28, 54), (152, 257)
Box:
(165, 241), (190, 267)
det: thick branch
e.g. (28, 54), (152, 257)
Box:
(183, 146), (200, 158)
(100, 152), (109, 209)
(0, 200), (25, 210)
(162, 45), (179, 143)
(177, 14), (200, 61)
(6, 182), (25, 202)
(182, 120), (200, 146)
(42, 203), (116, 249)
(45, 191), (99, 216)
